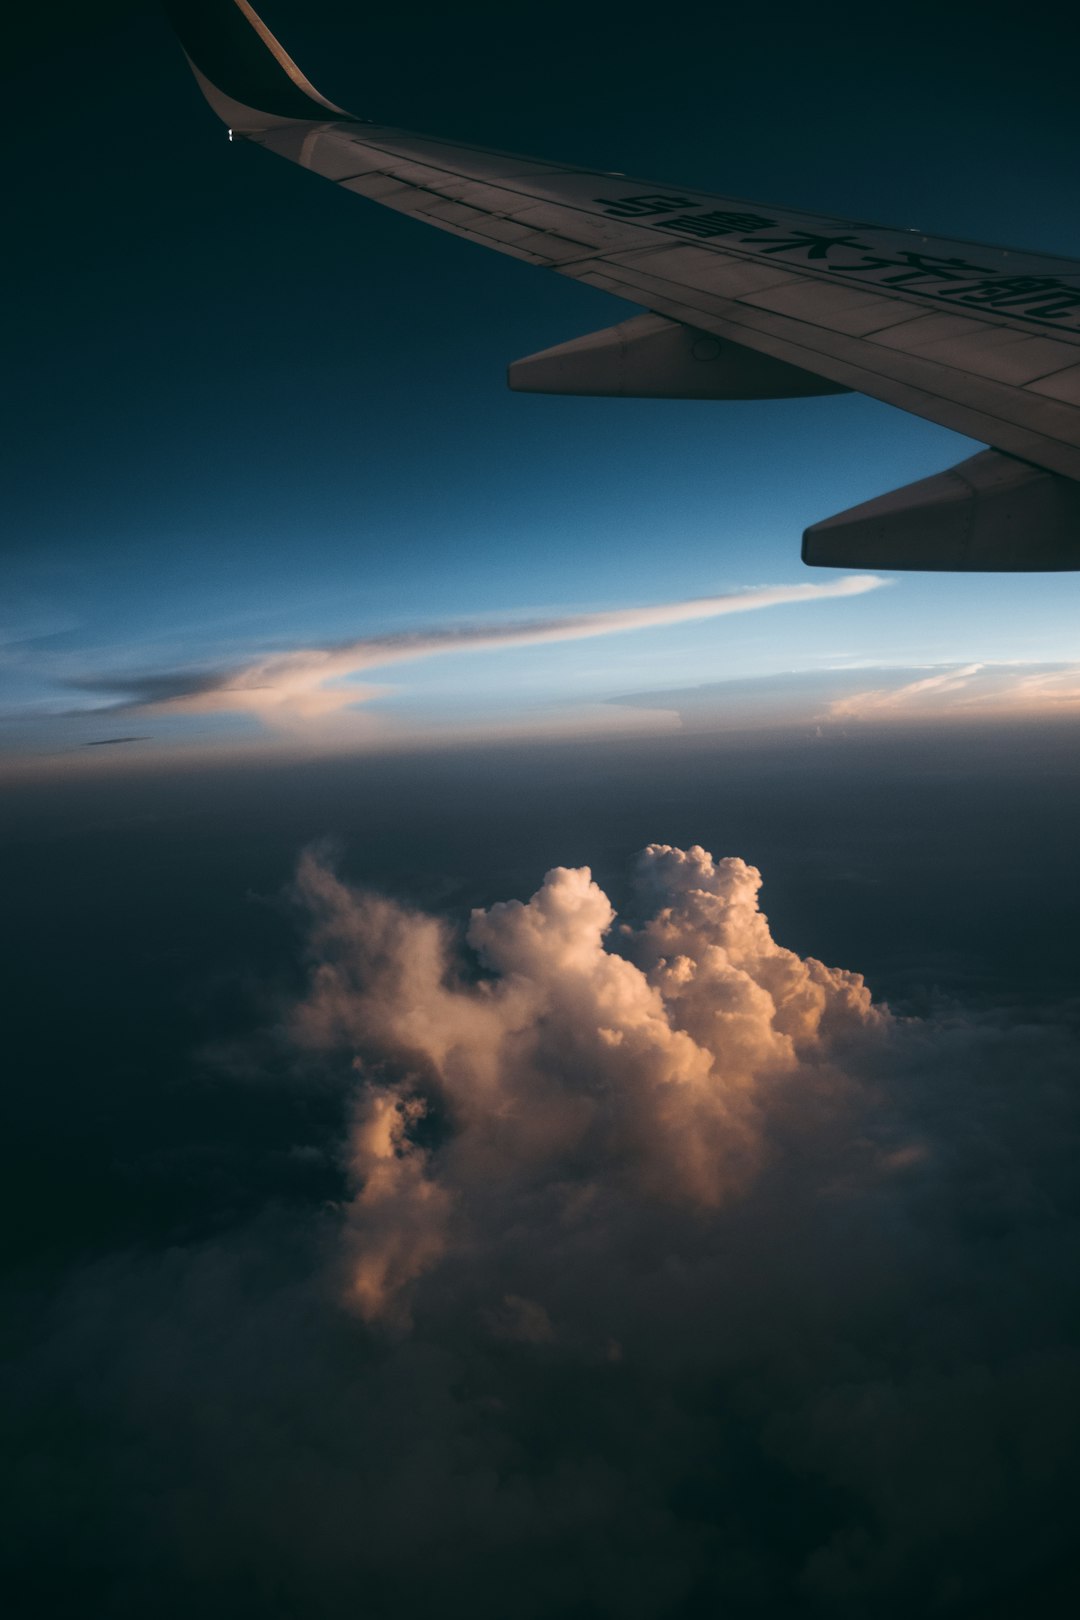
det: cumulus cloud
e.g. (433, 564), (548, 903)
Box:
(74, 576), (884, 731)
(826, 659), (1080, 722)
(10, 842), (1080, 1618)
(292, 843), (884, 1322)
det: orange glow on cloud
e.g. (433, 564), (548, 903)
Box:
(135, 576), (886, 732)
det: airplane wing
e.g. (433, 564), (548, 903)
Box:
(165, 0), (1080, 569)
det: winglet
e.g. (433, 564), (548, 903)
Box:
(164, 0), (356, 130)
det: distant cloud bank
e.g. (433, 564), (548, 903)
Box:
(74, 575), (886, 731)
(826, 660), (1080, 722)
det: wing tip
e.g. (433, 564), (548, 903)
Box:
(165, 0), (355, 129)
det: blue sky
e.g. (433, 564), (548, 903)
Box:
(4, 1), (1080, 765)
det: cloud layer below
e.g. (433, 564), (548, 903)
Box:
(11, 842), (1080, 1617)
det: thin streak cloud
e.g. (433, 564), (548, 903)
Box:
(77, 576), (886, 730)
(826, 660), (1080, 722)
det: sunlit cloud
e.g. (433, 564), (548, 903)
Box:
(75, 576), (886, 732)
(292, 842), (884, 1325)
(826, 660), (1080, 722)
(19, 839), (1080, 1606)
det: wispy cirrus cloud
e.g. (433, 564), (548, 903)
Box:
(73, 575), (885, 731)
(826, 660), (1080, 722)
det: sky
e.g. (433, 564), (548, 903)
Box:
(4, 0), (1080, 765)
(5, 4), (1080, 1617)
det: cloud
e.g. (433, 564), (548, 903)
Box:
(73, 576), (885, 732)
(291, 843), (884, 1322)
(826, 660), (1080, 722)
(10, 841), (1080, 1616)
(278, 845), (1080, 1607)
